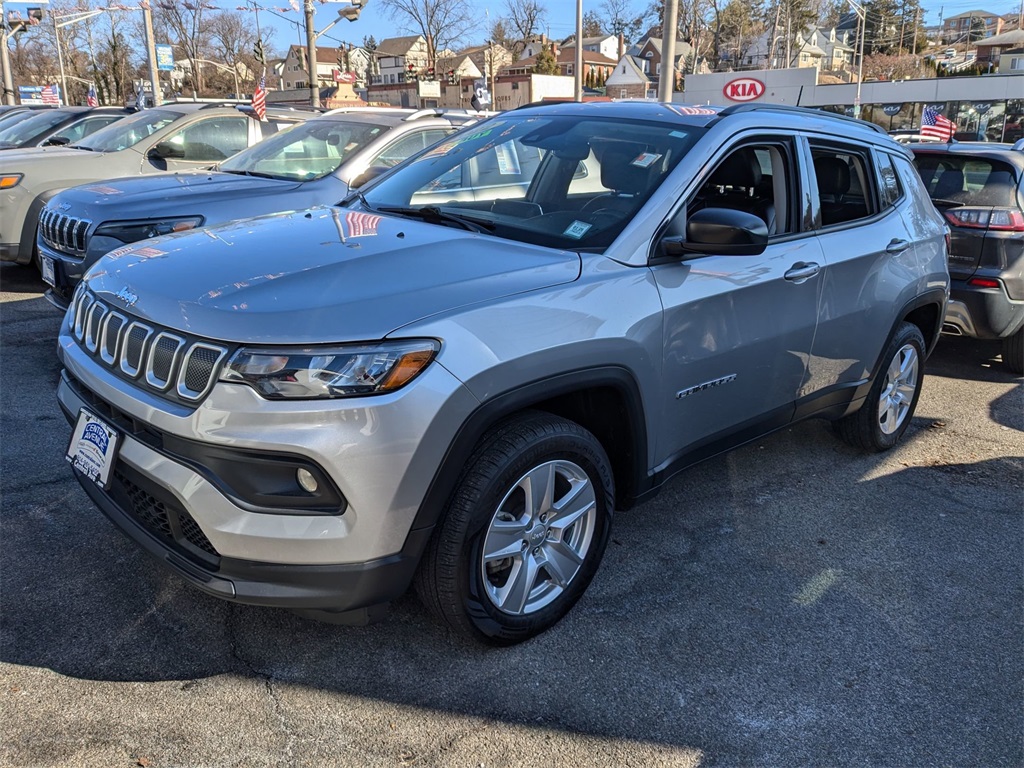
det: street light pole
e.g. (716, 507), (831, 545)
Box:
(659, 0), (679, 102)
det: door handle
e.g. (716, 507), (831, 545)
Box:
(886, 239), (909, 254)
(784, 262), (820, 283)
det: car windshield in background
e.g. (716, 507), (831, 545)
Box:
(75, 109), (178, 152)
(0, 109), (72, 147)
(219, 119), (387, 181)
(359, 115), (703, 252)
(913, 155), (1021, 207)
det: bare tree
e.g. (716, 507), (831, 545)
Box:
(153, 0), (216, 95)
(377, 0), (479, 62)
(209, 10), (270, 95)
(601, 0), (645, 44)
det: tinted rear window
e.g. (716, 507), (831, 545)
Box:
(912, 154), (1020, 207)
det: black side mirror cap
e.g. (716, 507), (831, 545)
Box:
(350, 165), (390, 189)
(44, 136), (70, 146)
(661, 208), (769, 257)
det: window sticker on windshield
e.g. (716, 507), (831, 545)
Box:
(669, 130), (689, 139)
(563, 220), (592, 239)
(632, 152), (662, 168)
(85, 185), (122, 195)
(495, 142), (521, 175)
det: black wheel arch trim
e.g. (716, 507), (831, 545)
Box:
(408, 365), (649, 538)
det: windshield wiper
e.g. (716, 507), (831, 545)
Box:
(220, 169), (282, 180)
(377, 205), (495, 233)
(67, 144), (95, 151)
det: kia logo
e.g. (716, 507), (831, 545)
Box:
(723, 78), (765, 102)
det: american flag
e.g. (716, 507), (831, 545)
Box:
(921, 106), (956, 141)
(251, 76), (267, 121)
(41, 84), (60, 105)
(86, 85), (99, 107)
(345, 211), (381, 238)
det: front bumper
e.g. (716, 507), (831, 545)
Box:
(57, 323), (476, 611)
(943, 279), (1024, 340)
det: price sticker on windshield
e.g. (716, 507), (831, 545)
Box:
(563, 220), (592, 239)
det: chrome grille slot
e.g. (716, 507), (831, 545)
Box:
(74, 294), (93, 340)
(178, 344), (226, 400)
(84, 302), (107, 353)
(120, 322), (153, 378)
(100, 312), (126, 365)
(145, 333), (185, 390)
(39, 208), (91, 254)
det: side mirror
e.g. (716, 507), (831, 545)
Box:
(148, 141), (185, 160)
(350, 165), (390, 188)
(43, 136), (70, 146)
(661, 208), (769, 257)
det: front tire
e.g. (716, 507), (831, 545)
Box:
(415, 412), (614, 645)
(836, 321), (925, 452)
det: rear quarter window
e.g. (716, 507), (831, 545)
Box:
(912, 154), (1020, 207)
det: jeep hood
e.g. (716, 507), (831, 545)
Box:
(53, 172), (304, 220)
(83, 207), (582, 344)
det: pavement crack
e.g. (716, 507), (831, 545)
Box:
(226, 606), (296, 767)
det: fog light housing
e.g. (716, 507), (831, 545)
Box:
(296, 468), (319, 493)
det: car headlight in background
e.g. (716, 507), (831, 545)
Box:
(0, 174), (23, 189)
(219, 339), (440, 399)
(94, 216), (204, 244)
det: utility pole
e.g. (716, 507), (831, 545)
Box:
(0, 1), (16, 106)
(305, 0), (318, 107)
(912, 7), (920, 55)
(574, 0), (583, 101)
(659, 0), (678, 101)
(142, 1), (160, 106)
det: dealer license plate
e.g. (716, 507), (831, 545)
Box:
(41, 256), (55, 287)
(66, 409), (120, 489)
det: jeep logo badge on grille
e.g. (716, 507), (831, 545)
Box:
(115, 287), (139, 308)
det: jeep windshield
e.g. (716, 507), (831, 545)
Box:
(219, 118), (388, 181)
(0, 109), (73, 148)
(357, 115), (703, 252)
(74, 109), (178, 152)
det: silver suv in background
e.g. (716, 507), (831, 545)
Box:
(0, 103), (308, 265)
(38, 108), (482, 307)
(57, 102), (949, 645)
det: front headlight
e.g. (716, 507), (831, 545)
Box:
(219, 339), (440, 399)
(94, 216), (204, 244)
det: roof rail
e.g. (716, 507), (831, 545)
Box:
(717, 103), (888, 135)
(322, 105), (411, 116)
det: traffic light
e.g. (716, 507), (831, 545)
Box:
(426, 66), (435, 81)
(254, 39), (265, 64)
(447, 69), (456, 85)
(406, 62), (418, 82)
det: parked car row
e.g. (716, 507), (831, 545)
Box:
(43, 100), (968, 646)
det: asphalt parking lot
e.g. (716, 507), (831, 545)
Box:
(1, 260), (1021, 768)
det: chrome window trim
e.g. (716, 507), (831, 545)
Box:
(145, 332), (186, 390)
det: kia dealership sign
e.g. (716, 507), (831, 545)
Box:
(723, 78), (765, 102)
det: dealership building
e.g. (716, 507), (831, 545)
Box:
(681, 68), (1024, 142)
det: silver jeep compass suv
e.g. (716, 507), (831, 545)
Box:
(57, 102), (950, 645)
